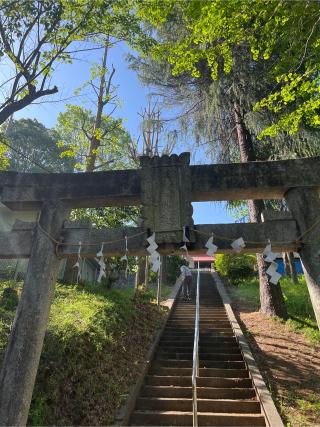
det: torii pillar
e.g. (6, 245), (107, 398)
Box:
(0, 201), (68, 426)
(285, 187), (320, 328)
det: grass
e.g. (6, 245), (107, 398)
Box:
(279, 389), (320, 426)
(147, 282), (174, 301)
(230, 275), (320, 344)
(0, 280), (165, 426)
(229, 275), (320, 425)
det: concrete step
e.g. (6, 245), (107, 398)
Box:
(161, 336), (235, 343)
(153, 360), (246, 369)
(136, 397), (261, 413)
(130, 411), (266, 426)
(168, 319), (230, 323)
(145, 375), (253, 388)
(166, 321), (231, 327)
(169, 316), (228, 320)
(158, 349), (241, 358)
(164, 331), (235, 336)
(172, 309), (225, 311)
(141, 385), (256, 399)
(163, 332), (235, 339)
(159, 343), (239, 351)
(149, 367), (249, 378)
(160, 338), (238, 346)
(156, 352), (243, 361)
(128, 276), (268, 426)
(171, 314), (227, 316)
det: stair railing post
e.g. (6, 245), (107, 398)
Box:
(156, 256), (162, 309)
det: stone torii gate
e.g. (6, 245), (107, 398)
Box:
(0, 153), (320, 425)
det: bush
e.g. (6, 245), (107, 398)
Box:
(164, 256), (185, 285)
(215, 253), (256, 284)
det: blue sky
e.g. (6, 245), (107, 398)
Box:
(14, 42), (233, 225)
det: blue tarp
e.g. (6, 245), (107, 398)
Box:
(276, 258), (303, 275)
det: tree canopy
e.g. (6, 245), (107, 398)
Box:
(137, 0), (320, 137)
(4, 118), (73, 172)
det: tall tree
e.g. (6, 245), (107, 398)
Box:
(4, 118), (73, 172)
(56, 37), (138, 173)
(137, 0), (320, 137)
(0, 0), (151, 125)
(56, 41), (140, 282)
(129, 2), (320, 318)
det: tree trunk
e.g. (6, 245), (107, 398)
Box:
(161, 256), (169, 286)
(234, 102), (288, 319)
(288, 252), (298, 284)
(135, 257), (146, 288)
(86, 43), (109, 173)
(283, 252), (290, 276)
(62, 257), (76, 283)
(63, 42), (113, 283)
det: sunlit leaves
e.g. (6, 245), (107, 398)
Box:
(56, 105), (133, 172)
(0, 133), (9, 171)
(137, 0), (320, 137)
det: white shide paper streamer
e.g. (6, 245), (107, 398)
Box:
(205, 235), (218, 257)
(95, 242), (106, 283)
(120, 235), (129, 277)
(147, 232), (161, 273)
(73, 241), (82, 283)
(263, 242), (281, 284)
(231, 237), (246, 253)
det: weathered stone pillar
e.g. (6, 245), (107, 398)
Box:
(0, 201), (68, 426)
(140, 153), (194, 244)
(285, 187), (320, 329)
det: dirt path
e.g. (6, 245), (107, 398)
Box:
(229, 292), (320, 426)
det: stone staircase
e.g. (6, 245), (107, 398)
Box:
(129, 272), (266, 426)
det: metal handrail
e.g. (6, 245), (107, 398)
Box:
(192, 264), (200, 427)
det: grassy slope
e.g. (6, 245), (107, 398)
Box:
(0, 281), (165, 426)
(229, 276), (320, 425)
(231, 276), (320, 343)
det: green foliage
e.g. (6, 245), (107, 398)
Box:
(56, 100), (140, 228)
(164, 256), (185, 286)
(0, 280), (163, 425)
(138, 0), (320, 137)
(226, 201), (249, 222)
(215, 253), (256, 284)
(0, 133), (9, 170)
(70, 206), (140, 228)
(56, 105), (132, 171)
(0, 287), (18, 311)
(5, 118), (73, 172)
(141, 283), (172, 303)
(280, 276), (320, 343)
